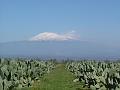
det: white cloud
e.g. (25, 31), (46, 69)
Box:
(29, 31), (79, 41)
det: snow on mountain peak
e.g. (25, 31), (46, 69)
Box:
(29, 31), (79, 41)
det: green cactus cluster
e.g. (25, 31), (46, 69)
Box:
(0, 58), (55, 90)
(66, 60), (120, 90)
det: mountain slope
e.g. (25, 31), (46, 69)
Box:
(0, 41), (120, 59)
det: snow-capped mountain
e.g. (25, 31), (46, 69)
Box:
(29, 31), (79, 41)
(0, 32), (120, 59)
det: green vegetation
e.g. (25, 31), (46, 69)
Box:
(1, 58), (120, 90)
(66, 60), (120, 90)
(23, 64), (87, 90)
(0, 58), (55, 90)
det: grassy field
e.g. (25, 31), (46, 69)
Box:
(20, 64), (89, 90)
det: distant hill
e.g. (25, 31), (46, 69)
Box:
(0, 40), (120, 59)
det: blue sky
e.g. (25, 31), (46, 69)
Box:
(0, 0), (120, 46)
